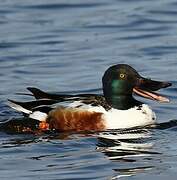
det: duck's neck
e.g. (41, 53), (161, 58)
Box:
(105, 95), (142, 110)
(102, 79), (142, 110)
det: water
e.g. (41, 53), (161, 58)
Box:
(0, 0), (177, 179)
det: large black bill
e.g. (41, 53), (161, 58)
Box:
(136, 77), (172, 91)
(134, 77), (172, 103)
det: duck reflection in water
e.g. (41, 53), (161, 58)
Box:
(96, 128), (158, 178)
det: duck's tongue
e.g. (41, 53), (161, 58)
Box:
(133, 87), (170, 103)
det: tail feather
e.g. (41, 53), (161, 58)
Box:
(27, 87), (50, 99)
(8, 100), (32, 115)
(8, 99), (57, 110)
(27, 87), (74, 101)
(8, 100), (47, 122)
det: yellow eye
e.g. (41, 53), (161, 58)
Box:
(120, 73), (125, 79)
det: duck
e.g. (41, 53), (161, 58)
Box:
(8, 64), (172, 132)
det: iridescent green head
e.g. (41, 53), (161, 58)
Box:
(102, 64), (171, 110)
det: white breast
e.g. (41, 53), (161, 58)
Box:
(102, 104), (156, 129)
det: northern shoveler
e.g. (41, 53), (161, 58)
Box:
(8, 64), (171, 132)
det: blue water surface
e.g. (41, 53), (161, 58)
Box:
(0, 0), (177, 179)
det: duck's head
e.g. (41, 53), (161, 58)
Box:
(102, 64), (171, 110)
